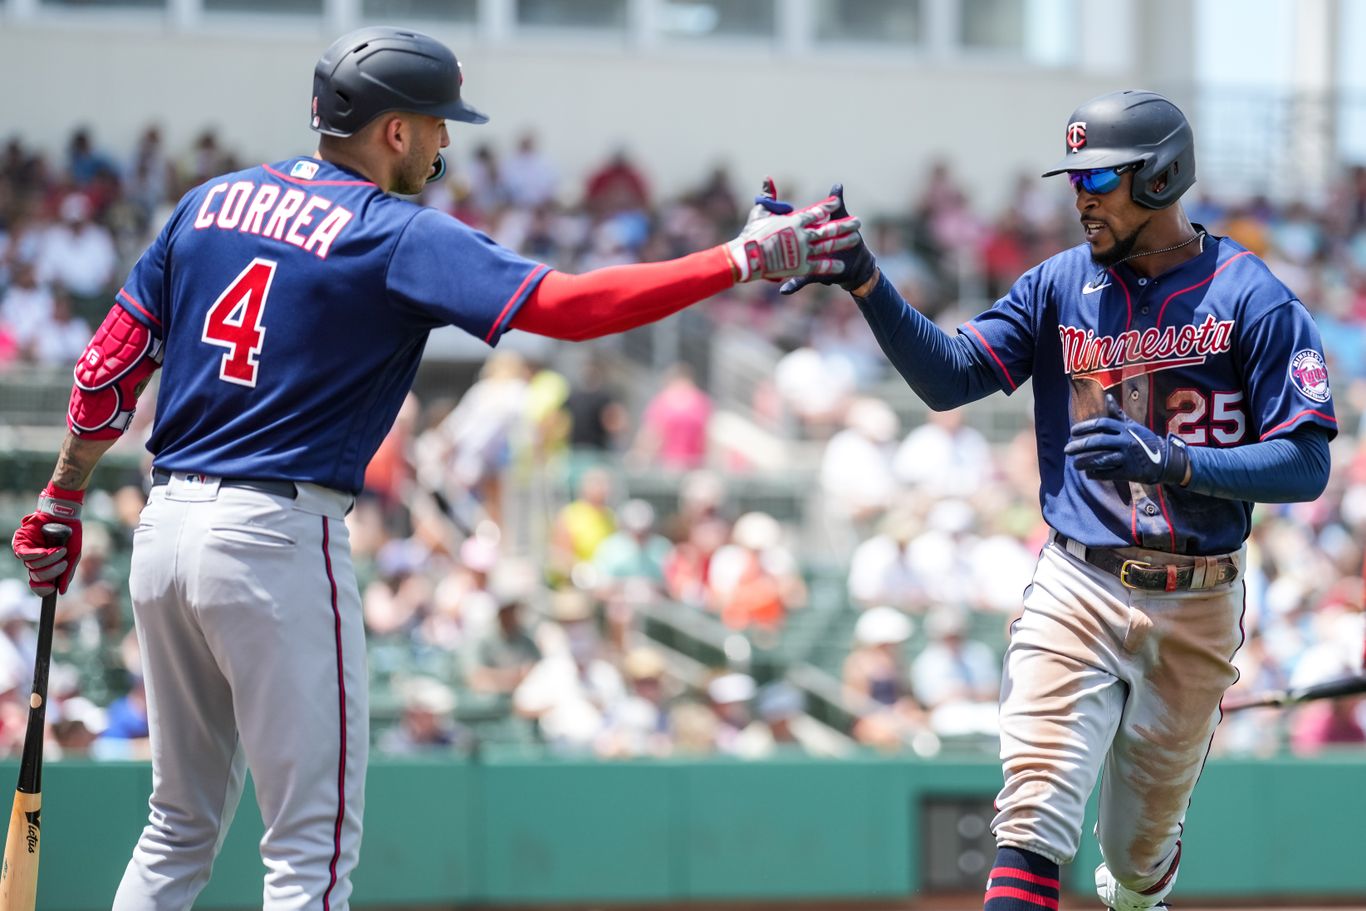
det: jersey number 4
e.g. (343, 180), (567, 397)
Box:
(202, 258), (276, 387)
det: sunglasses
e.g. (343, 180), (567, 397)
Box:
(1067, 163), (1139, 195)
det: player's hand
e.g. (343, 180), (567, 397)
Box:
(725, 178), (862, 283)
(756, 184), (877, 295)
(11, 484), (85, 596)
(1064, 394), (1190, 486)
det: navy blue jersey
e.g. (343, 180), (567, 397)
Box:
(117, 157), (549, 493)
(962, 229), (1336, 554)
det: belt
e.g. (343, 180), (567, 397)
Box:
(1051, 531), (1238, 592)
(151, 467), (297, 500)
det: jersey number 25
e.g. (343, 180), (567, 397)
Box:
(1167, 389), (1247, 444)
(202, 258), (276, 388)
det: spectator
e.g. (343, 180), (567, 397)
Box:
(66, 126), (118, 187)
(513, 589), (626, 753)
(892, 408), (993, 498)
(593, 499), (671, 592)
(773, 345), (857, 438)
(501, 131), (559, 208)
(843, 606), (925, 749)
(735, 681), (811, 758)
(31, 287), (93, 366)
(819, 397), (900, 530)
(708, 511), (805, 634)
(125, 125), (174, 227)
(847, 510), (927, 613)
(549, 467), (617, 584)
(565, 355), (629, 455)
(465, 593), (541, 697)
(598, 646), (672, 758)
(631, 363), (713, 471)
(423, 350), (530, 529)
(0, 259), (54, 356)
(584, 148), (650, 216)
(378, 677), (467, 754)
(35, 192), (117, 307)
(706, 671), (756, 755)
(909, 609), (999, 738)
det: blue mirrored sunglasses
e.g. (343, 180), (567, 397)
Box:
(1067, 163), (1138, 195)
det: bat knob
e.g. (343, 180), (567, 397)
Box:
(39, 524), (72, 547)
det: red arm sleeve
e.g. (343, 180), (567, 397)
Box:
(509, 246), (735, 341)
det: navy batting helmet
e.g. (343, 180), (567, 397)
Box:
(311, 27), (488, 137)
(1041, 90), (1195, 209)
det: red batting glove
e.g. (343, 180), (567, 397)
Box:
(10, 484), (84, 596)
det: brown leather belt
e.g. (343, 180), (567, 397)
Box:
(1052, 531), (1239, 592)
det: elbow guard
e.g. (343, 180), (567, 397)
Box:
(68, 305), (164, 440)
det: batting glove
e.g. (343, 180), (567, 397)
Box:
(756, 184), (878, 295)
(11, 483), (84, 596)
(725, 178), (863, 283)
(1064, 395), (1190, 486)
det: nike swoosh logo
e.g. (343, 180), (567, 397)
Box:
(1082, 280), (1112, 294)
(1128, 428), (1162, 463)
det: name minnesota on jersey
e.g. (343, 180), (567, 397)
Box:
(193, 179), (354, 259)
(1059, 314), (1235, 380)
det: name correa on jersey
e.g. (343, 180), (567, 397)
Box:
(1060, 314), (1235, 387)
(193, 176), (354, 259)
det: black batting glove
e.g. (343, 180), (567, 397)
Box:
(756, 184), (877, 294)
(1064, 394), (1191, 486)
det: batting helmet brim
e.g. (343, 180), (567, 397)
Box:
(1040, 149), (1144, 177)
(442, 98), (490, 126)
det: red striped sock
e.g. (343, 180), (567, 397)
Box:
(984, 847), (1060, 911)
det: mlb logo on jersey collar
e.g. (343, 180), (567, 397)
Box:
(290, 160), (320, 180)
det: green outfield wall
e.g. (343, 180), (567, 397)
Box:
(7, 754), (1364, 909)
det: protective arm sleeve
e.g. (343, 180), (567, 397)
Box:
(68, 304), (163, 440)
(1184, 425), (1330, 503)
(854, 271), (1000, 410)
(509, 246), (734, 341)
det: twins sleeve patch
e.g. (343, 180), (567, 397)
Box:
(1288, 349), (1331, 402)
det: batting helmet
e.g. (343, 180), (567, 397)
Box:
(1041, 89), (1195, 209)
(310, 27), (489, 138)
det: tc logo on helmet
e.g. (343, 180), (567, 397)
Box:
(1067, 121), (1087, 152)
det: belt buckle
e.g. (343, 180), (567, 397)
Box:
(1118, 559), (1147, 590)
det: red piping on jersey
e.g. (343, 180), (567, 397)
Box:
(988, 867), (1059, 889)
(321, 517), (346, 911)
(1130, 498), (1140, 546)
(1155, 250), (1253, 327)
(1155, 485), (1177, 552)
(965, 324), (1017, 391)
(1107, 268), (1133, 329)
(117, 288), (161, 327)
(263, 162), (376, 188)
(1259, 409), (1336, 439)
(485, 263), (551, 343)
(984, 886), (1058, 909)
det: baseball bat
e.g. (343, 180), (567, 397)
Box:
(0, 523), (72, 911)
(1221, 674), (1366, 713)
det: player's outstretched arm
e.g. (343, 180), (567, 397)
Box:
(509, 179), (860, 342)
(767, 185), (999, 411)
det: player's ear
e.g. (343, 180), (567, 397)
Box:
(378, 115), (408, 154)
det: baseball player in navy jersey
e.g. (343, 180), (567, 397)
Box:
(8, 27), (861, 910)
(776, 91), (1335, 910)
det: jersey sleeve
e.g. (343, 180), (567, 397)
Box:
(116, 208), (178, 335)
(1240, 298), (1338, 441)
(958, 266), (1040, 394)
(385, 207), (550, 346)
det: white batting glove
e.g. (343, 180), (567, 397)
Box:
(725, 179), (863, 283)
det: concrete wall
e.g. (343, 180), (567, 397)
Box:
(0, 10), (1182, 215)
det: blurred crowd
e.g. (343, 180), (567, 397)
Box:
(0, 125), (1363, 762)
